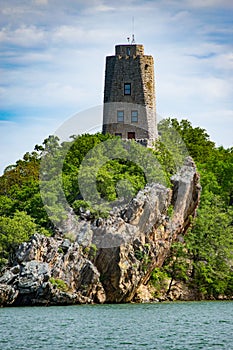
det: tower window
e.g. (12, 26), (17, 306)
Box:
(131, 110), (138, 122)
(124, 83), (131, 95)
(117, 110), (124, 122)
(127, 47), (131, 56)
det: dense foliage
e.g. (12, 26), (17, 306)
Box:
(0, 132), (151, 266)
(0, 118), (232, 299)
(152, 118), (233, 299)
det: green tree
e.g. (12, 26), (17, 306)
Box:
(0, 211), (38, 267)
(168, 118), (216, 163)
(151, 118), (233, 299)
(185, 193), (233, 298)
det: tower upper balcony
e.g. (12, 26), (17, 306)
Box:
(115, 44), (144, 57)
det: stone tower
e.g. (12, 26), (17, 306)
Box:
(102, 44), (157, 146)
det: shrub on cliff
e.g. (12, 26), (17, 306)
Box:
(0, 211), (48, 268)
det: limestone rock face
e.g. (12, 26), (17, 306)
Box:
(0, 284), (18, 306)
(0, 234), (105, 306)
(0, 157), (200, 306)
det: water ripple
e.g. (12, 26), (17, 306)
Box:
(0, 301), (232, 350)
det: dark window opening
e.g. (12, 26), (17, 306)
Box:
(128, 132), (135, 139)
(115, 133), (122, 138)
(145, 64), (149, 70)
(127, 47), (131, 56)
(124, 83), (131, 95)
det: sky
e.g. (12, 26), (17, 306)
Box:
(0, 0), (233, 174)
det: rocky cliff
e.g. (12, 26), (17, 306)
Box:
(0, 157), (201, 306)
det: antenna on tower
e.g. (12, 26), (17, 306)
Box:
(131, 16), (135, 44)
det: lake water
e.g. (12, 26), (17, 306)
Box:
(0, 301), (232, 349)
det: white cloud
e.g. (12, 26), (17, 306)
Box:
(196, 77), (231, 100)
(186, 0), (233, 8)
(83, 3), (116, 13)
(214, 52), (233, 71)
(34, 0), (48, 5)
(0, 25), (47, 47)
(0, 44), (105, 112)
(1, 6), (29, 17)
(190, 109), (233, 148)
(51, 25), (112, 46)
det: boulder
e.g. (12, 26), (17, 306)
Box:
(0, 284), (18, 306)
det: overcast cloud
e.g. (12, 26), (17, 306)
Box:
(0, 0), (233, 173)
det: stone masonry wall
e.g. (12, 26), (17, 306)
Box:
(103, 44), (157, 143)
